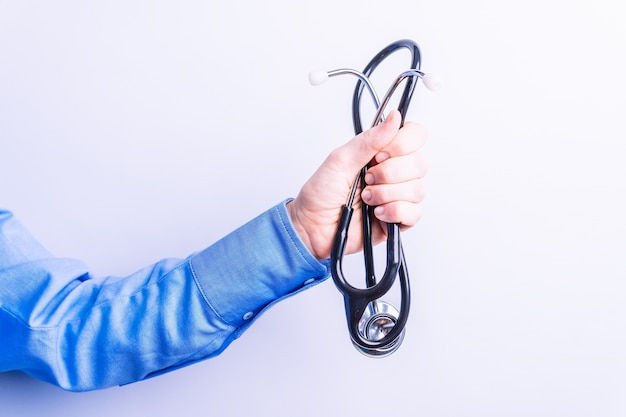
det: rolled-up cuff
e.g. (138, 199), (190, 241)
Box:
(190, 200), (330, 329)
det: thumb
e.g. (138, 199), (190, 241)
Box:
(339, 110), (402, 173)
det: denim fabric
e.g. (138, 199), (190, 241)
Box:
(0, 201), (329, 391)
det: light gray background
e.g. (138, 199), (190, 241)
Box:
(1, 1), (625, 416)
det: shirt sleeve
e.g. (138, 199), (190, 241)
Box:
(0, 201), (330, 392)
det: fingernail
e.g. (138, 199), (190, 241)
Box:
(365, 173), (374, 184)
(374, 206), (385, 217)
(362, 189), (372, 201)
(375, 152), (389, 163)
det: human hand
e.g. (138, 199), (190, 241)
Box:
(287, 110), (428, 260)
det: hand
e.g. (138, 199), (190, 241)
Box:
(287, 110), (428, 260)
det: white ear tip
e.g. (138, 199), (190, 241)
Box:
(308, 70), (329, 86)
(422, 73), (442, 91)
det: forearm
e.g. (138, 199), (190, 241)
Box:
(0, 201), (329, 391)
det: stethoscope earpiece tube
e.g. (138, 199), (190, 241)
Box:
(352, 39), (421, 135)
(314, 39), (435, 357)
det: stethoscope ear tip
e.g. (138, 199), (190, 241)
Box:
(308, 70), (329, 86)
(422, 72), (443, 92)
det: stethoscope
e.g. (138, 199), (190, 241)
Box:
(309, 39), (440, 357)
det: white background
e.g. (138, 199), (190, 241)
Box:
(1, 1), (625, 416)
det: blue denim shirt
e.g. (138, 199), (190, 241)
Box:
(0, 201), (330, 391)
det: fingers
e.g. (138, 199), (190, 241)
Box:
(327, 110), (402, 175)
(360, 120), (429, 228)
(366, 121), (428, 185)
(374, 201), (423, 228)
(365, 151), (428, 185)
(361, 179), (425, 207)
(372, 121), (428, 164)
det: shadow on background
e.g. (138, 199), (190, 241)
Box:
(0, 371), (135, 417)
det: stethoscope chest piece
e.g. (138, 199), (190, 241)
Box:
(354, 300), (405, 358)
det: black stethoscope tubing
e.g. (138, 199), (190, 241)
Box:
(330, 39), (421, 355)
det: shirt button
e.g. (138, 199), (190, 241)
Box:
(303, 278), (315, 286)
(242, 311), (254, 320)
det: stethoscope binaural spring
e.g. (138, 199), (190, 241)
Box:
(309, 39), (440, 357)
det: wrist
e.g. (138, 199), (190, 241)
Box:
(286, 200), (320, 260)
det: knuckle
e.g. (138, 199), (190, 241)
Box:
(415, 179), (426, 202)
(417, 152), (429, 177)
(401, 203), (422, 227)
(407, 121), (429, 141)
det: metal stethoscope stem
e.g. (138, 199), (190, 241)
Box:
(310, 39), (439, 357)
